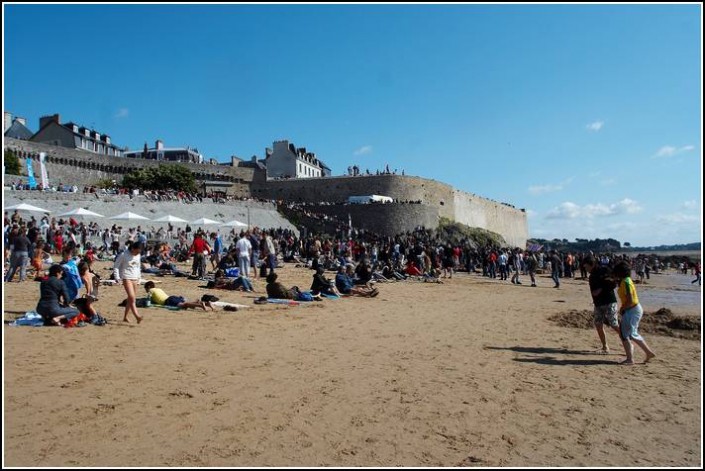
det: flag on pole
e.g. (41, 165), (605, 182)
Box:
(39, 152), (49, 189)
(26, 158), (37, 189)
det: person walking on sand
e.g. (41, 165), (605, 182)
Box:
(613, 261), (656, 365)
(113, 241), (144, 323)
(550, 250), (562, 288)
(584, 256), (621, 354)
(692, 261), (701, 286)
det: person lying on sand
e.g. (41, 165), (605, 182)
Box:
(144, 281), (212, 311)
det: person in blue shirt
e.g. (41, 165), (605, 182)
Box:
(335, 265), (379, 297)
(211, 232), (223, 270)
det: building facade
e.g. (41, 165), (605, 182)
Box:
(123, 140), (203, 163)
(264, 140), (330, 179)
(3, 112), (33, 140)
(30, 114), (124, 156)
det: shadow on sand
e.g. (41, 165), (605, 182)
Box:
(485, 346), (619, 366)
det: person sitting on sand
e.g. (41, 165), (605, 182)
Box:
(613, 261), (656, 365)
(266, 272), (322, 301)
(144, 281), (212, 311)
(208, 269), (255, 292)
(335, 265), (379, 297)
(310, 266), (341, 297)
(36, 264), (81, 326)
(74, 260), (100, 319)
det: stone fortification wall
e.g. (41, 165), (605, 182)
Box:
(254, 175), (528, 246)
(290, 203), (439, 236)
(4, 190), (297, 233)
(4, 138), (258, 197)
(452, 191), (528, 248)
(4, 139), (528, 246)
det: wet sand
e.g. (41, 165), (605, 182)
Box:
(3, 263), (702, 466)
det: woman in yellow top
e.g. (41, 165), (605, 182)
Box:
(613, 261), (656, 365)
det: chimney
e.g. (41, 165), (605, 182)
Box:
(39, 113), (60, 129)
(156, 139), (164, 150)
(4, 112), (12, 131)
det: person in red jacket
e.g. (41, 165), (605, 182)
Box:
(188, 231), (211, 278)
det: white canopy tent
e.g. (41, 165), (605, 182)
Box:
(191, 217), (222, 225)
(5, 203), (51, 213)
(57, 208), (104, 218)
(221, 219), (248, 228)
(109, 211), (150, 221)
(153, 215), (188, 223)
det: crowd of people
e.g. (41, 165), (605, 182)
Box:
(4, 207), (701, 331)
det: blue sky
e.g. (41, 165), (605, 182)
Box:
(3, 4), (702, 246)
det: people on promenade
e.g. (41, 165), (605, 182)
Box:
(113, 241), (144, 323)
(613, 261), (656, 365)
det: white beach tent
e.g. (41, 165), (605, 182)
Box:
(191, 217), (222, 225)
(221, 219), (248, 228)
(5, 202), (51, 213)
(109, 211), (150, 221)
(57, 207), (104, 218)
(152, 215), (188, 223)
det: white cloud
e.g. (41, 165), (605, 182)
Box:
(546, 202), (582, 219)
(586, 120), (604, 132)
(683, 200), (698, 210)
(114, 108), (129, 119)
(353, 145), (373, 156)
(528, 177), (573, 195)
(546, 198), (642, 219)
(657, 213), (700, 224)
(653, 145), (695, 159)
(525, 209), (538, 218)
(600, 178), (616, 186)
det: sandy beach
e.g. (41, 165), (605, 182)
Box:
(3, 262), (701, 467)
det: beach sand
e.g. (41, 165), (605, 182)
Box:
(3, 262), (701, 467)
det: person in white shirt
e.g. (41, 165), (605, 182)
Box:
(113, 241), (144, 323)
(236, 233), (252, 278)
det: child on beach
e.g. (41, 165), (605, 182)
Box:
(613, 261), (656, 365)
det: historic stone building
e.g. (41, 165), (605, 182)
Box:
(264, 140), (331, 179)
(30, 114), (124, 157)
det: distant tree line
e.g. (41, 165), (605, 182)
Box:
(529, 238), (701, 254)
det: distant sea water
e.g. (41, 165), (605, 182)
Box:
(638, 289), (702, 312)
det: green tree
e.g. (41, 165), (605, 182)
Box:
(122, 164), (197, 193)
(94, 177), (117, 189)
(4, 149), (22, 175)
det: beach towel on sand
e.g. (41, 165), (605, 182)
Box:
(8, 311), (45, 327)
